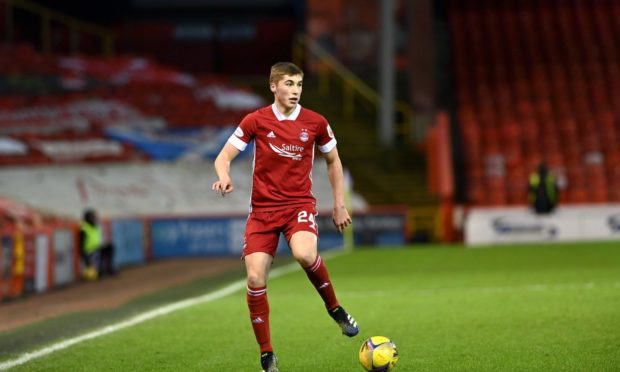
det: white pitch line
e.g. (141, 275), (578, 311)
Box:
(0, 251), (345, 371)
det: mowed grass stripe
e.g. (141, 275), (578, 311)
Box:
(270, 243), (619, 371)
(0, 253), (331, 371)
(0, 263), (249, 357)
(3, 242), (620, 371)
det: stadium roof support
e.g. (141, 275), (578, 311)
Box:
(378, 0), (396, 147)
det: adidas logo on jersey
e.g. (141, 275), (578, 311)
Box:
(267, 131), (276, 138)
(252, 317), (265, 324)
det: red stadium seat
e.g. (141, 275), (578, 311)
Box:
(452, 1), (620, 205)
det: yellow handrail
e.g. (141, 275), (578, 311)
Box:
(7, 0), (114, 56)
(408, 206), (441, 242)
(294, 34), (412, 140)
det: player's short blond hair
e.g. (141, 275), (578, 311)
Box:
(269, 62), (303, 85)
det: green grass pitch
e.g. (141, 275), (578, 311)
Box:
(2, 241), (619, 371)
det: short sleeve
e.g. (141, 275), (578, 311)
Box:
(316, 117), (337, 153)
(228, 113), (256, 151)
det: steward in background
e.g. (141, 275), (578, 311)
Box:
(528, 163), (559, 215)
(79, 208), (116, 280)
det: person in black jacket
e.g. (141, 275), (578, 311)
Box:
(528, 163), (559, 214)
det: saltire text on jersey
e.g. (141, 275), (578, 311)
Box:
(227, 104), (337, 211)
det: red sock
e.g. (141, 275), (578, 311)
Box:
(247, 286), (272, 353)
(304, 255), (340, 310)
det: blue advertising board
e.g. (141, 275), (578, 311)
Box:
(110, 219), (146, 267)
(317, 212), (407, 248)
(150, 216), (248, 258)
(148, 211), (406, 258)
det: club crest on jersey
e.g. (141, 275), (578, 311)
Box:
(300, 128), (309, 142)
(269, 143), (304, 160)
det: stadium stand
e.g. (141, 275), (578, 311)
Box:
(0, 42), (363, 302)
(0, 43), (266, 166)
(450, 0), (620, 205)
(0, 41), (368, 216)
(0, 3), (413, 329)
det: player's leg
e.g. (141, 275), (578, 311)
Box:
(243, 212), (280, 372)
(245, 252), (273, 353)
(245, 253), (278, 371)
(289, 230), (359, 337)
(289, 231), (337, 309)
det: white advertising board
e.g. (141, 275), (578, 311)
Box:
(465, 204), (620, 246)
(52, 229), (75, 286)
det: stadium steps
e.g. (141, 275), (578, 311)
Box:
(299, 77), (438, 208)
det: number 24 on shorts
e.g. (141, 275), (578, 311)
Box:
(297, 210), (317, 230)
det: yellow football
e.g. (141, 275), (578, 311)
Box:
(359, 336), (399, 371)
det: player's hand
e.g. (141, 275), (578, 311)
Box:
(211, 179), (234, 197)
(332, 205), (352, 233)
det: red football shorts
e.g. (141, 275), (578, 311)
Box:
(242, 204), (318, 258)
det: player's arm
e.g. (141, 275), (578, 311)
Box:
(212, 142), (241, 197)
(324, 147), (352, 232)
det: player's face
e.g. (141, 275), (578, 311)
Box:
(271, 74), (303, 115)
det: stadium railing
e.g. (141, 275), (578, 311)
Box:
(5, 0), (114, 56)
(293, 34), (413, 143)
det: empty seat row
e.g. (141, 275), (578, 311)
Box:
(451, 1), (620, 204)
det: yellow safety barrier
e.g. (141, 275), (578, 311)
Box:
(6, 0), (114, 56)
(293, 34), (412, 140)
(408, 206), (441, 242)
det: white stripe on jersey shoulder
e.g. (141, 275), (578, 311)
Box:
(319, 138), (337, 153)
(228, 133), (248, 151)
(272, 103), (302, 121)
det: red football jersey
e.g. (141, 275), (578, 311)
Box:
(228, 104), (337, 211)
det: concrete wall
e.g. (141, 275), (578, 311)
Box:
(0, 160), (367, 219)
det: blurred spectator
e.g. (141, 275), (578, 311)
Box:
(79, 208), (116, 280)
(528, 163), (559, 215)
